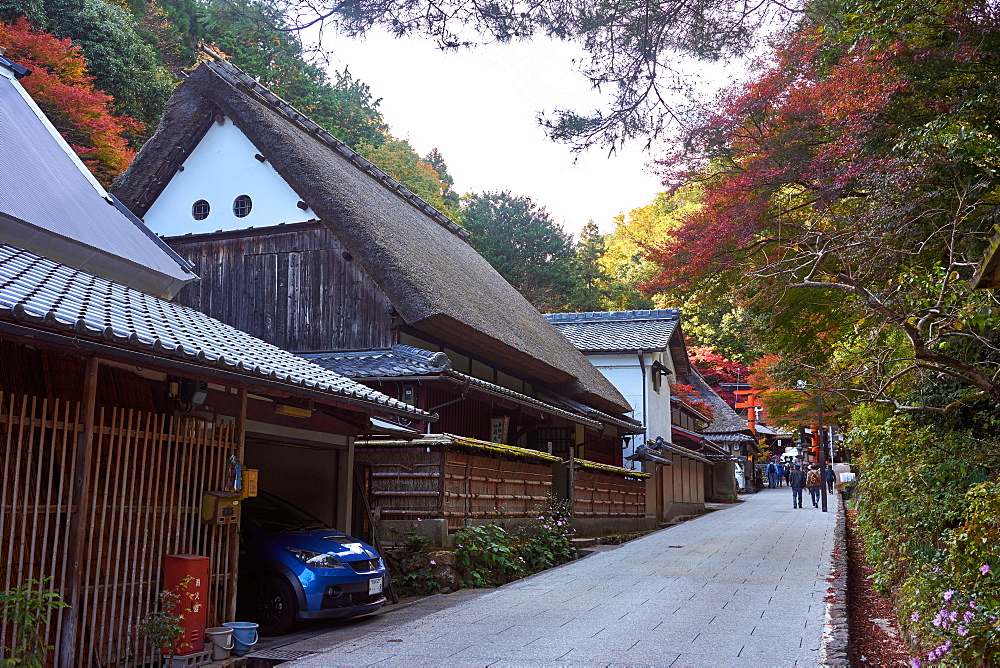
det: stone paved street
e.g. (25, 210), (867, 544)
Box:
(285, 488), (838, 667)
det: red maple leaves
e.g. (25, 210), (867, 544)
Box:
(1, 18), (142, 185)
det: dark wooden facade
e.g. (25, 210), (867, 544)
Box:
(170, 223), (394, 352)
(167, 223), (629, 466)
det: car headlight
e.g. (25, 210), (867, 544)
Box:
(288, 548), (345, 569)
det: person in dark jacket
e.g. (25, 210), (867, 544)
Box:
(826, 467), (836, 493)
(789, 464), (806, 508)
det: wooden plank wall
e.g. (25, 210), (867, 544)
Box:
(362, 449), (443, 523)
(441, 452), (552, 531)
(359, 447), (554, 531)
(169, 224), (395, 352)
(0, 391), (236, 666)
(573, 469), (646, 519)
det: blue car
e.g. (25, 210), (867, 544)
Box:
(236, 492), (388, 635)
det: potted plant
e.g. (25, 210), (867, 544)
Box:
(0, 577), (68, 668)
(138, 576), (195, 665)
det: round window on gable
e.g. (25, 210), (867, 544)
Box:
(233, 194), (253, 218)
(192, 199), (210, 220)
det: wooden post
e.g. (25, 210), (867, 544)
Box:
(226, 387), (247, 621)
(58, 356), (99, 666)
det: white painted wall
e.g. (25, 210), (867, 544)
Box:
(143, 118), (315, 236)
(586, 351), (673, 465)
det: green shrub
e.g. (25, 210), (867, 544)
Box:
(454, 524), (525, 587)
(0, 578), (67, 668)
(515, 496), (575, 572)
(849, 403), (1000, 666)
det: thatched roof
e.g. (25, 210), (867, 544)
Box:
(112, 58), (629, 414)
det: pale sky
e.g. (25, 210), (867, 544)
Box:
(321, 30), (742, 238)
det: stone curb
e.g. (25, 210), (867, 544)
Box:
(821, 494), (851, 665)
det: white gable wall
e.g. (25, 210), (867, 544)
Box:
(586, 352), (674, 466)
(143, 117), (315, 236)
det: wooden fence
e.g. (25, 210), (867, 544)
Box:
(360, 442), (555, 531)
(0, 391), (237, 666)
(573, 465), (647, 519)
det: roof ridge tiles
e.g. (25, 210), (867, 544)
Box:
(543, 308), (680, 323)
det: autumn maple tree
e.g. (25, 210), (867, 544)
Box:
(644, 9), (1000, 409)
(0, 18), (141, 184)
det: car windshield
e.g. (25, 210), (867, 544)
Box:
(242, 493), (331, 533)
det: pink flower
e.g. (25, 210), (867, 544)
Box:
(970, 600), (977, 608)
(429, 560), (436, 565)
(958, 626), (968, 636)
(944, 589), (955, 601)
(964, 611), (974, 622)
(911, 612), (920, 621)
(981, 564), (991, 575)
(910, 659), (922, 668)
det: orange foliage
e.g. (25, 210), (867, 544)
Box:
(0, 18), (143, 185)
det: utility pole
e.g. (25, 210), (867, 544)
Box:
(817, 390), (828, 513)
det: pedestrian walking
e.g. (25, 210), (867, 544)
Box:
(826, 467), (836, 493)
(806, 465), (822, 507)
(789, 463), (806, 508)
(766, 461), (778, 488)
(776, 462), (786, 487)
(784, 464), (792, 487)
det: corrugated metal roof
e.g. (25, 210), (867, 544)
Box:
(0, 64), (194, 300)
(0, 243), (429, 419)
(544, 309), (680, 351)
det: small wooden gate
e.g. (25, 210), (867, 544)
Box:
(0, 390), (237, 666)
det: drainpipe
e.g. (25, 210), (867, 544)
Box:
(636, 349), (647, 466)
(424, 381), (470, 434)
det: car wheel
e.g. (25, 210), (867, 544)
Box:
(246, 574), (297, 636)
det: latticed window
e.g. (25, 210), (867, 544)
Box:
(192, 199), (210, 220)
(233, 194), (253, 218)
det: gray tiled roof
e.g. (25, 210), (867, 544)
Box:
(0, 244), (429, 418)
(0, 64), (194, 300)
(544, 309), (680, 351)
(302, 345), (451, 378)
(685, 370), (753, 437)
(306, 345), (605, 429)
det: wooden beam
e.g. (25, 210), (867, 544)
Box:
(226, 387), (247, 621)
(58, 356), (99, 666)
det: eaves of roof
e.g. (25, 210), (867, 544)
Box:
(445, 370), (603, 430)
(306, 346), (642, 433)
(670, 426), (731, 460)
(0, 244), (431, 420)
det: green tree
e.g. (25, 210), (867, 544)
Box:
(565, 220), (610, 311)
(423, 147), (460, 212)
(462, 190), (576, 312)
(359, 137), (453, 213)
(41, 0), (173, 132)
(198, 0), (387, 149)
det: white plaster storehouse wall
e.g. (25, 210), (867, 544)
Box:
(143, 117), (315, 236)
(587, 352), (674, 465)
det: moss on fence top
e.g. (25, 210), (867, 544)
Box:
(574, 459), (651, 480)
(358, 434), (562, 464)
